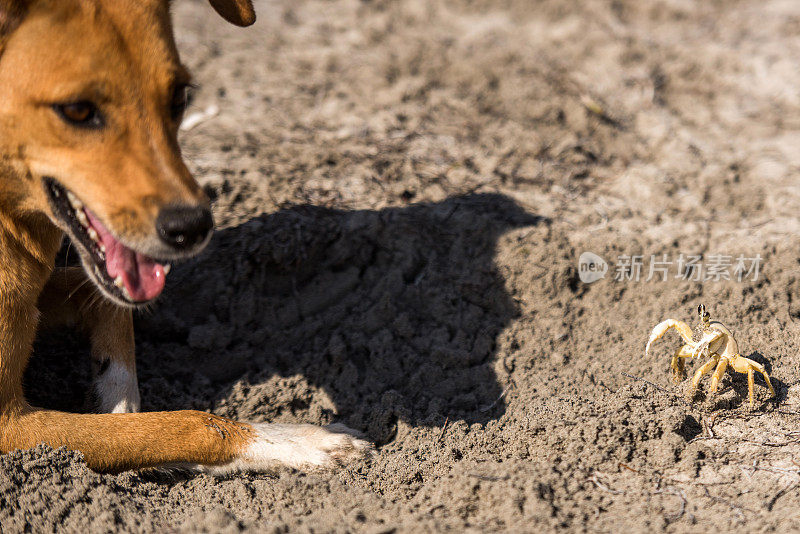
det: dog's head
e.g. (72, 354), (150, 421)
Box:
(0, 0), (254, 306)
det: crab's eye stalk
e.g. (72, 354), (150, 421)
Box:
(53, 101), (104, 129)
(170, 84), (191, 121)
(697, 304), (705, 316)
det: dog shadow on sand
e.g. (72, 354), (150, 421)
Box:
(28, 193), (543, 445)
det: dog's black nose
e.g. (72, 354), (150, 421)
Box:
(156, 205), (213, 250)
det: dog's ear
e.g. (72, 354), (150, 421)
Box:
(0, 0), (28, 36)
(207, 0), (255, 27)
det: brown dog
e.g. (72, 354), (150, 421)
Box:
(0, 0), (372, 473)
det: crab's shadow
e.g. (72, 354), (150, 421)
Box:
(27, 193), (543, 443)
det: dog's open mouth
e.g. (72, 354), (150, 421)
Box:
(44, 178), (170, 305)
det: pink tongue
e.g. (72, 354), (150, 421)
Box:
(85, 210), (166, 302)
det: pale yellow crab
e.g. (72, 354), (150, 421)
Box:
(645, 304), (775, 407)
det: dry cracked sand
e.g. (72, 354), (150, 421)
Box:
(5, 0), (800, 531)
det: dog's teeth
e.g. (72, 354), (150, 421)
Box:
(76, 209), (89, 227)
(99, 244), (106, 253)
(66, 191), (83, 210)
(87, 228), (99, 242)
(163, 264), (171, 274)
(114, 275), (124, 288)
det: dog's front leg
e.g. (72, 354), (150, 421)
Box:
(29, 269), (374, 473)
(39, 267), (140, 413)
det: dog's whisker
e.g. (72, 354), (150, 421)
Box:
(66, 277), (91, 303)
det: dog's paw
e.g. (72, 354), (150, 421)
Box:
(247, 422), (375, 470)
(201, 422), (374, 475)
(314, 423), (376, 468)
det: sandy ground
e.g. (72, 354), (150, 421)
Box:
(5, 0), (800, 531)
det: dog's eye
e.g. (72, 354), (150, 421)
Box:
(170, 84), (191, 121)
(53, 102), (104, 129)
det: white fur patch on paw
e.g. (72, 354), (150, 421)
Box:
(202, 422), (375, 475)
(94, 361), (141, 414)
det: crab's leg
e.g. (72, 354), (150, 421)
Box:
(691, 330), (724, 359)
(671, 344), (693, 382)
(730, 354), (776, 402)
(646, 320), (693, 355)
(688, 356), (719, 400)
(708, 357), (728, 394)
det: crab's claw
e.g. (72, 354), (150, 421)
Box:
(690, 330), (723, 359)
(645, 319), (693, 355)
